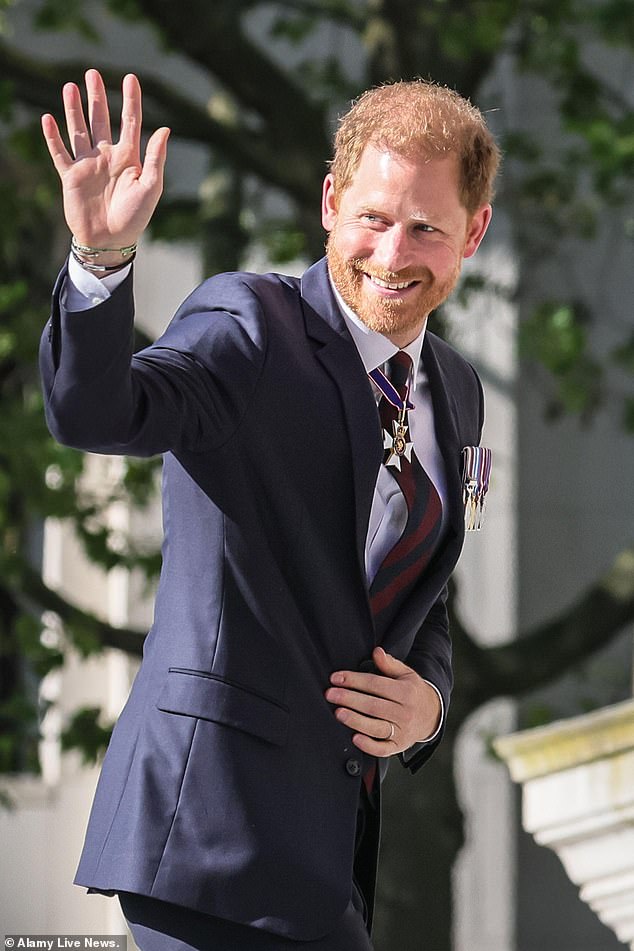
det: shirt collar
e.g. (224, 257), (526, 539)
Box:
(328, 270), (426, 374)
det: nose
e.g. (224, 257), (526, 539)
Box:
(372, 225), (415, 274)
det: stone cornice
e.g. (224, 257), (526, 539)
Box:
(493, 698), (634, 782)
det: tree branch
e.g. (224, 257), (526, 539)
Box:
(0, 40), (322, 207)
(454, 547), (634, 713)
(375, 0), (502, 94)
(133, 0), (329, 150)
(9, 563), (145, 657)
(273, 0), (367, 30)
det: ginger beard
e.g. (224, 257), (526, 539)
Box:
(326, 227), (463, 340)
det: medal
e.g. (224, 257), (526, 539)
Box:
(383, 406), (413, 470)
(369, 364), (415, 471)
(462, 446), (492, 531)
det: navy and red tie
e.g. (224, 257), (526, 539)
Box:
(369, 351), (443, 638)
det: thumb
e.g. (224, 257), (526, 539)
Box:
(372, 646), (411, 678)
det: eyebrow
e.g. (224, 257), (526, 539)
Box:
(356, 204), (435, 225)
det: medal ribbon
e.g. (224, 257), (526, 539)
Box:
(462, 446), (492, 531)
(368, 365), (415, 413)
(462, 446), (492, 497)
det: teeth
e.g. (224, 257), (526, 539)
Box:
(369, 275), (413, 290)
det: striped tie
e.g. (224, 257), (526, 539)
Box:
(369, 351), (443, 637)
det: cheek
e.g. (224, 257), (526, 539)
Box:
(422, 242), (462, 276)
(335, 226), (376, 261)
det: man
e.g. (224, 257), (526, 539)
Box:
(40, 72), (499, 950)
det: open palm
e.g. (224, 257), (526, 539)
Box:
(41, 70), (169, 251)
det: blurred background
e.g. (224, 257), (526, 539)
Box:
(0, 1), (633, 949)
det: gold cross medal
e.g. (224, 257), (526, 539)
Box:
(384, 407), (413, 470)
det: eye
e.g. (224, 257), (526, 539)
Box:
(360, 212), (388, 228)
(361, 213), (383, 225)
(414, 223), (435, 233)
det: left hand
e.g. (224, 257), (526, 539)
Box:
(325, 646), (442, 757)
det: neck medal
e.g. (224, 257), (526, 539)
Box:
(368, 366), (415, 471)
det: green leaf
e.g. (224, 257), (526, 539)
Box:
(613, 336), (634, 375)
(258, 219), (306, 264)
(34, 0), (100, 40)
(270, 12), (317, 45)
(61, 707), (114, 766)
(519, 301), (603, 417)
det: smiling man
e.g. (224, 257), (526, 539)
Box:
(40, 76), (500, 951)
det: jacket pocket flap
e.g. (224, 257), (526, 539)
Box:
(157, 668), (289, 746)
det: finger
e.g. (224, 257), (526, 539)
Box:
(86, 69), (112, 146)
(351, 731), (399, 758)
(119, 73), (142, 158)
(325, 686), (395, 720)
(329, 669), (401, 701)
(41, 113), (73, 175)
(334, 707), (395, 741)
(139, 126), (170, 191)
(372, 646), (412, 677)
(62, 81), (92, 158)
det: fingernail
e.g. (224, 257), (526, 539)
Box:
(331, 672), (345, 685)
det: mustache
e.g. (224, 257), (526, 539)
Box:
(348, 258), (432, 284)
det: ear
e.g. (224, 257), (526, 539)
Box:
(321, 173), (338, 231)
(463, 204), (492, 259)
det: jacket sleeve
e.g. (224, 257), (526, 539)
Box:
(39, 266), (267, 457)
(398, 584), (452, 773)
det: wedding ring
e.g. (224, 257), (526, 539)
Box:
(386, 721), (395, 742)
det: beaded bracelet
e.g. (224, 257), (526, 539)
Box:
(71, 236), (138, 258)
(70, 248), (136, 273)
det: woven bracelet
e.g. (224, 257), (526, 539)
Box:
(71, 236), (138, 258)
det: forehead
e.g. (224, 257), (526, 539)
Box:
(340, 144), (463, 216)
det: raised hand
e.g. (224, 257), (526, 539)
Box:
(41, 69), (170, 263)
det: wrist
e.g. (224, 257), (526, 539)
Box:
(70, 236), (137, 273)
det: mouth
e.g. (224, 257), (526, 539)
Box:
(362, 272), (421, 295)
(369, 275), (416, 290)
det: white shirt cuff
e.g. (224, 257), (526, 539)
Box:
(63, 254), (132, 311)
(419, 679), (444, 743)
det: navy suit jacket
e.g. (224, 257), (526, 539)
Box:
(40, 257), (484, 941)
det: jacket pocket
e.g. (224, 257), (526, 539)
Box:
(156, 667), (289, 746)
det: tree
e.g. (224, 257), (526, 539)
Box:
(0, 1), (633, 947)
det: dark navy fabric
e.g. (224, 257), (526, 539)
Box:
(119, 888), (374, 951)
(40, 257), (483, 941)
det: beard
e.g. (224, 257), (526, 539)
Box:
(326, 229), (462, 340)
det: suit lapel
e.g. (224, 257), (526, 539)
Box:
(422, 334), (466, 541)
(300, 259), (383, 592)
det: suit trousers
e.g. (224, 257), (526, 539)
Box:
(118, 791), (378, 951)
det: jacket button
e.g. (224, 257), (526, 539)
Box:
(345, 758), (361, 777)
